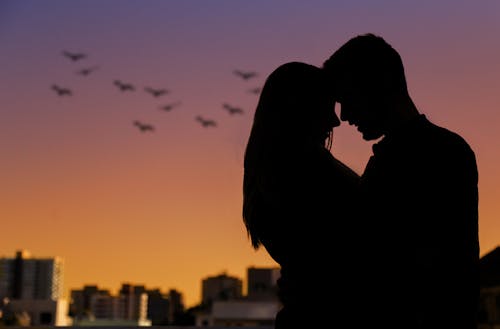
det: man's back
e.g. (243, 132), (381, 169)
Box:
(359, 114), (479, 329)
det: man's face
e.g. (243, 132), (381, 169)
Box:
(336, 82), (385, 141)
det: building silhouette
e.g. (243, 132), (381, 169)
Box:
(166, 288), (186, 325)
(0, 250), (64, 300)
(69, 283), (185, 326)
(0, 250), (69, 326)
(195, 267), (280, 326)
(69, 285), (109, 320)
(201, 272), (243, 306)
(70, 283), (150, 326)
(0, 249), (280, 327)
(246, 266), (280, 301)
(143, 288), (169, 325)
(479, 246), (500, 328)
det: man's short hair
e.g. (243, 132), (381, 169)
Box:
(323, 33), (408, 96)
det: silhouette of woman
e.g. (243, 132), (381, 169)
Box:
(242, 62), (360, 328)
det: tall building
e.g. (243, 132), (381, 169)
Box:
(70, 285), (111, 319)
(145, 288), (185, 325)
(0, 250), (69, 326)
(0, 250), (64, 300)
(168, 289), (185, 324)
(201, 272), (243, 306)
(145, 289), (170, 325)
(0, 257), (13, 298)
(118, 283), (148, 322)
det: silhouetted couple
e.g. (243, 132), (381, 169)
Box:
(243, 33), (479, 329)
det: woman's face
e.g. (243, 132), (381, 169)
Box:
(309, 91), (340, 145)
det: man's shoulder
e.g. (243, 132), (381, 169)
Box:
(421, 116), (474, 154)
(417, 117), (478, 174)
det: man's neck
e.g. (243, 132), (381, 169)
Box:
(385, 96), (420, 136)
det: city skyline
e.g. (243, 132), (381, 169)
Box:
(0, 249), (278, 312)
(2, 1), (500, 308)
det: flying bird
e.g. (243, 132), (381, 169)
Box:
(222, 103), (244, 115)
(133, 120), (154, 132)
(159, 101), (181, 112)
(144, 87), (169, 97)
(51, 84), (72, 96)
(76, 66), (99, 76)
(233, 69), (258, 81)
(62, 50), (87, 62)
(114, 80), (135, 91)
(195, 116), (217, 127)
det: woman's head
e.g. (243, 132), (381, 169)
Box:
(252, 61), (339, 149)
(243, 62), (339, 249)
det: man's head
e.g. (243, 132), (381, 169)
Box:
(323, 33), (409, 140)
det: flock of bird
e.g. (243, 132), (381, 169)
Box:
(52, 50), (261, 133)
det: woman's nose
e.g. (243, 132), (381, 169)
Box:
(339, 103), (352, 122)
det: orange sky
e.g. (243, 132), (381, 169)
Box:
(1, 1), (499, 308)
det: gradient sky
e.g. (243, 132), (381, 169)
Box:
(1, 0), (499, 308)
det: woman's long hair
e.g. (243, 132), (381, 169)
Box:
(242, 62), (332, 249)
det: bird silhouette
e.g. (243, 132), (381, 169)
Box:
(133, 120), (154, 132)
(233, 69), (258, 81)
(51, 84), (72, 96)
(144, 87), (169, 97)
(62, 51), (87, 62)
(195, 116), (217, 127)
(114, 80), (135, 91)
(248, 87), (262, 95)
(76, 66), (99, 76)
(159, 101), (181, 112)
(222, 103), (244, 115)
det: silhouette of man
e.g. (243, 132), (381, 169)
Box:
(323, 33), (479, 329)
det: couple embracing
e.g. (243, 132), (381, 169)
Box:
(242, 33), (479, 329)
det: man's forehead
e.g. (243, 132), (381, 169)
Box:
(333, 80), (356, 101)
